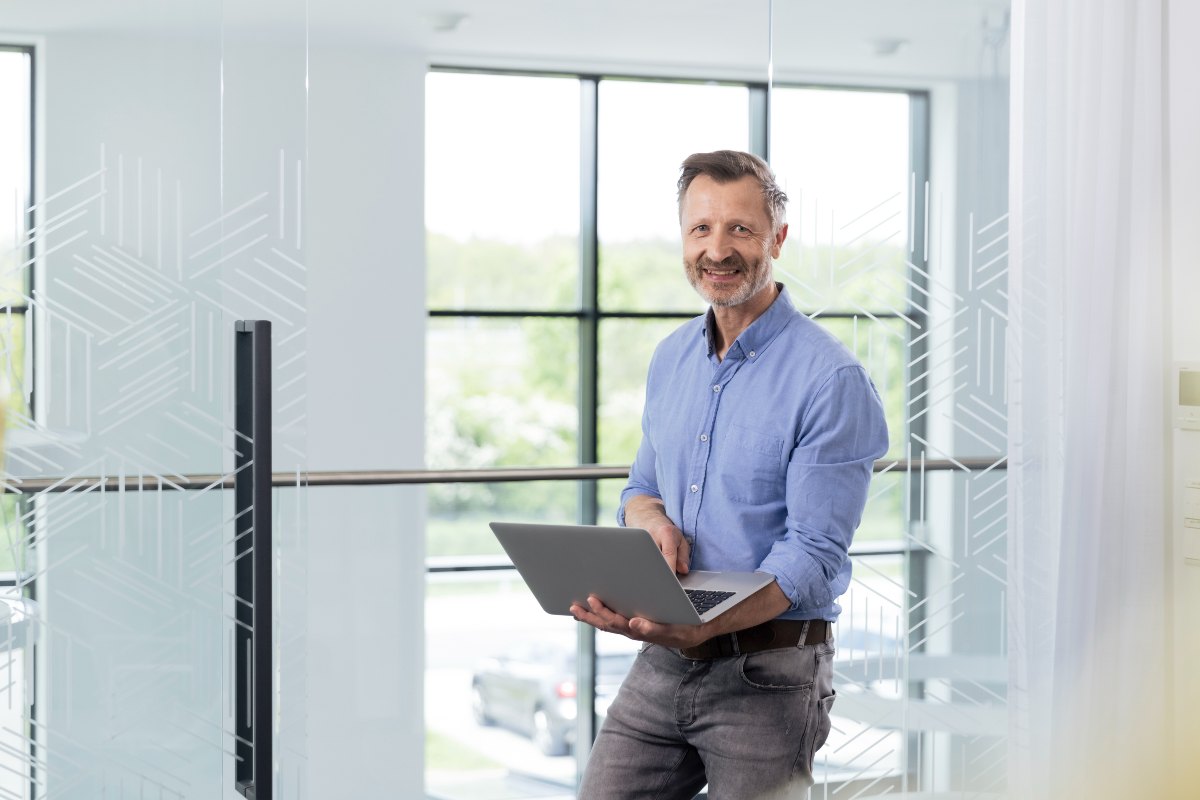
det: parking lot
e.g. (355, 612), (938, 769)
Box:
(425, 575), (579, 796)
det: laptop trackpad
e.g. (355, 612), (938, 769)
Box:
(680, 570), (769, 591)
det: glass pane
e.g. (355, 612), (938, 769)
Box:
(0, 585), (30, 798)
(597, 317), (683, 466)
(426, 571), (583, 795)
(428, 317), (579, 469)
(425, 477), (642, 795)
(859, 470), (905, 544)
(426, 72), (580, 311)
(814, 316), (908, 461)
(771, 88), (910, 313)
(426, 481), (578, 560)
(0, 495), (23, 574)
(13, 2), (311, 793)
(598, 80), (749, 313)
(0, 49), (30, 307)
(825, 553), (907, 783)
(596, 477), (626, 528)
(0, 311), (27, 423)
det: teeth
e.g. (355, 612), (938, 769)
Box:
(707, 269), (737, 275)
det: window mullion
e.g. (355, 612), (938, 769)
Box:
(749, 83), (769, 162)
(575, 73), (600, 787)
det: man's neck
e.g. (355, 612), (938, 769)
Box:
(710, 282), (779, 361)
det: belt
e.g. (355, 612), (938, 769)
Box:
(679, 619), (830, 660)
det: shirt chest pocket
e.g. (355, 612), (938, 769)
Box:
(715, 423), (788, 504)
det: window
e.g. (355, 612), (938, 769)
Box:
(0, 45), (34, 452)
(0, 43), (35, 800)
(424, 68), (933, 797)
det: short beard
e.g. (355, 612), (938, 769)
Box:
(685, 252), (775, 308)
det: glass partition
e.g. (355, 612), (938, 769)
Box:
(1, 2), (311, 796)
(0, 61), (33, 784)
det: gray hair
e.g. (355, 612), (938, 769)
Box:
(677, 150), (788, 231)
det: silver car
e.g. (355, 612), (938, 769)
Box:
(471, 642), (637, 756)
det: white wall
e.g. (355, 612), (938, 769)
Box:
(304, 42), (426, 798)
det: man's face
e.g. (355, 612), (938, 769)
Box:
(680, 174), (786, 308)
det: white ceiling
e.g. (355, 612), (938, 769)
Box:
(0, 0), (1010, 82)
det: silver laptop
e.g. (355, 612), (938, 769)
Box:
(489, 522), (774, 625)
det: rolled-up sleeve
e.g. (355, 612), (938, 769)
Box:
(757, 365), (890, 611)
(618, 408), (663, 526)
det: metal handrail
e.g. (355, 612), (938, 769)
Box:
(425, 536), (918, 574)
(1, 457), (1006, 494)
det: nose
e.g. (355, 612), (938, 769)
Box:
(706, 228), (736, 262)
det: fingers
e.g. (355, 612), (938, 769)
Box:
(570, 595), (633, 637)
(650, 525), (690, 575)
(675, 535), (691, 575)
(628, 617), (657, 637)
(573, 601), (709, 649)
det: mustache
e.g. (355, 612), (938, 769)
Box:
(694, 253), (750, 271)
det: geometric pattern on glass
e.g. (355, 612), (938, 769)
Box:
(816, 196), (1009, 797)
(0, 142), (309, 798)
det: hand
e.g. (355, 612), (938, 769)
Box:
(622, 495), (691, 575)
(646, 522), (691, 575)
(570, 595), (710, 649)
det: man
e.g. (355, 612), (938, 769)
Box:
(571, 150), (889, 799)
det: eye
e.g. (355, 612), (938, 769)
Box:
(733, 225), (751, 234)
(692, 224), (709, 234)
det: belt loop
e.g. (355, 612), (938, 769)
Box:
(728, 632), (741, 656)
(798, 619), (811, 646)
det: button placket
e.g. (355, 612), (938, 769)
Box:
(684, 367), (725, 536)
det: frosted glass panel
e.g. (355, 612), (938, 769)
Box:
(770, 11), (1010, 797)
(1, 3), (309, 797)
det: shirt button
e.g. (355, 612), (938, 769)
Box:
(748, 351), (756, 358)
(712, 384), (721, 393)
(690, 484), (699, 493)
(700, 434), (709, 442)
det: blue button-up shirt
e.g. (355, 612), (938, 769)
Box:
(618, 285), (889, 621)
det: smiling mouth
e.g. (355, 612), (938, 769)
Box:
(704, 268), (740, 276)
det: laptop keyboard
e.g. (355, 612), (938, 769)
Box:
(685, 589), (735, 614)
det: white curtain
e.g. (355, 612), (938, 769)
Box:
(1008, 1), (1177, 798)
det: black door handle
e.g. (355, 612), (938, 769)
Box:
(235, 320), (272, 800)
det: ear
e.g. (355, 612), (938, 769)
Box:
(770, 223), (788, 259)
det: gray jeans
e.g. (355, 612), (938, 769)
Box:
(578, 633), (836, 800)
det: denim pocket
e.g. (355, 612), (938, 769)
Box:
(813, 690), (837, 752)
(737, 647), (816, 692)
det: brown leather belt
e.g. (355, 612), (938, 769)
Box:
(680, 619), (830, 660)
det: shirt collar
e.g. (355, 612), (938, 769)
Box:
(702, 282), (796, 360)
